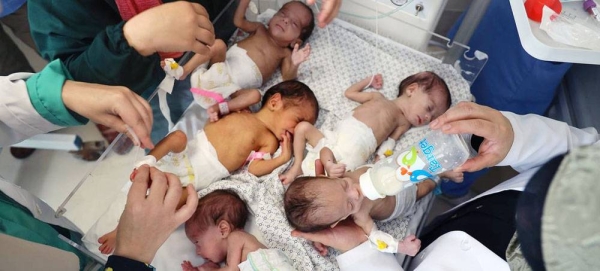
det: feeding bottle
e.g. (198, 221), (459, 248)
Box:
(360, 130), (472, 200)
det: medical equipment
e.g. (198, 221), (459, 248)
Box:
(584, 0), (600, 21)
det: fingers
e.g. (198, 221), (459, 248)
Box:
(293, 43), (299, 52)
(190, 3), (215, 33)
(291, 230), (321, 243)
(314, 159), (325, 176)
(317, 0), (342, 28)
(116, 97), (154, 149)
(129, 165), (150, 201)
(163, 173), (183, 210)
(146, 167), (169, 204)
(175, 185), (199, 224)
(458, 154), (497, 172)
(430, 102), (496, 130)
(314, 242), (329, 256)
(436, 118), (499, 142)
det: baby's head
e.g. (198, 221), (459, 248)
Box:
(268, 1), (315, 47)
(397, 71), (451, 127)
(261, 80), (319, 139)
(284, 176), (364, 232)
(185, 190), (249, 264)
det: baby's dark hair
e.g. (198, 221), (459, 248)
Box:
(283, 1), (315, 43)
(261, 80), (319, 122)
(397, 71), (451, 108)
(186, 190), (249, 233)
(284, 176), (333, 232)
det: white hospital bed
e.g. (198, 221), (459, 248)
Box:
(53, 1), (487, 270)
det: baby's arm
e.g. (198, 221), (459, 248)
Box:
(320, 147), (346, 178)
(248, 132), (292, 176)
(344, 74), (384, 104)
(207, 89), (261, 122)
(234, 0), (263, 33)
(281, 43), (311, 80)
(415, 179), (437, 200)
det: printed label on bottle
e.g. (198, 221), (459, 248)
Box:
(395, 137), (443, 183)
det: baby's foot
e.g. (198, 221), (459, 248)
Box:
(280, 167), (302, 185)
(398, 234), (421, 256)
(207, 105), (220, 122)
(324, 161), (346, 178)
(98, 229), (117, 255)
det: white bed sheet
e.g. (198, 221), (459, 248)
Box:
(83, 10), (472, 271)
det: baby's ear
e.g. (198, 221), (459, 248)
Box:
(405, 83), (420, 97)
(330, 221), (340, 228)
(268, 93), (284, 110)
(217, 220), (232, 238)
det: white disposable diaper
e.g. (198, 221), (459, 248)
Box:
(238, 249), (295, 271)
(190, 44), (263, 108)
(301, 116), (377, 175)
(153, 130), (229, 190)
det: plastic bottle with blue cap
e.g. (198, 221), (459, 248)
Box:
(360, 130), (472, 200)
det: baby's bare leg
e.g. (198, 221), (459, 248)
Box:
(148, 130), (187, 160)
(182, 39), (227, 79)
(207, 89), (261, 122)
(320, 147), (346, 178)
(280, 122), (324, 184)
(209, 39), (227, 63)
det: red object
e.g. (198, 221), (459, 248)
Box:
(524, 0), (563, 22)
(115, 0), (183, 59)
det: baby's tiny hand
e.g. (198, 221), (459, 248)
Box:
(181, 260), (197, 271)
(324, 161), (346, 178)
(398, 234), (421, 256)
(370, 74), (383, 90)
(291, 43), (311, 66)
(439, 170), (464, 183)
(280, 131), (293, 161)
(313, 241), (329, 256)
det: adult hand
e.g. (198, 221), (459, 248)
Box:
(307, 0), (342, 28)
(61, 81), (155, 149)
(113, 166), (199, 264)
(123, 1), (215, 57)
(291, 219), (367, 254)
(429, 101), (514, 172)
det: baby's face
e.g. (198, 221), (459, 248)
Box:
(274, 102), (316, 140)
(185, 224), (227, 264)
(268, 2), (312, 45)
(308, 177), (365, 227)
(403, 87), (449, 127)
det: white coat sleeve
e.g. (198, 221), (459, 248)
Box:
(0, 73), (63, 147)
(497, 112), (599, 172)
(336, 241), (404, 271)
